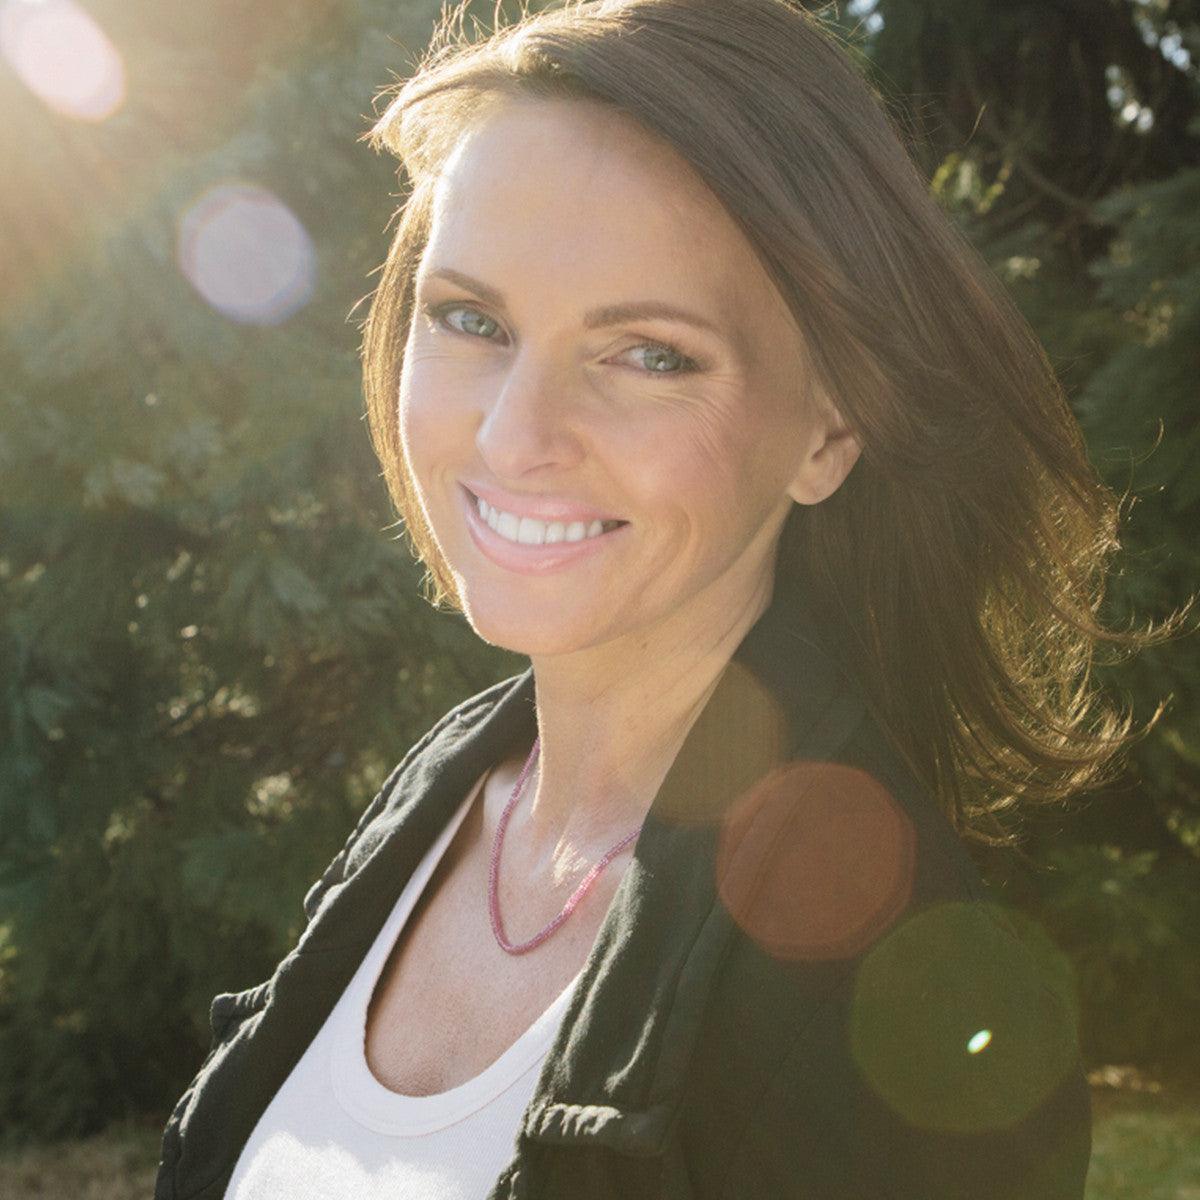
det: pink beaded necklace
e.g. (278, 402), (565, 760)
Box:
(488, 734), (642, 955)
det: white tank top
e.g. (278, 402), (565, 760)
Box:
(224, 771), (585, 1199)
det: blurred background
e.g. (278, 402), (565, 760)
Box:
(0, 0), (1197, 1194)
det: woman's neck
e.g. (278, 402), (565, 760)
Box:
(516, 570), (774, 867)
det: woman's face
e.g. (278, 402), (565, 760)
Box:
(399, 96), (859, 658)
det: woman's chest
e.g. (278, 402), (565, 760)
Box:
(363, 777), (625, 1097)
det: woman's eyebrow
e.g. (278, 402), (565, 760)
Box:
(422, 265), (729, 340)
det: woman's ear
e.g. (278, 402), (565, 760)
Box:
(787, 400), (863, 507)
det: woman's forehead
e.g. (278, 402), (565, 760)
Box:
(432, 99), (751, 271)
(424, 99), (790, 347)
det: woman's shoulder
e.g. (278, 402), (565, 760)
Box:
(300, 671), (526, 925)
(719, 702), (1080, 1036)
(361, 669), (523, 816)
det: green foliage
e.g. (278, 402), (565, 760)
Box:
(1027, 845), (1200, 1072)
(1076, 163), (1200, 833)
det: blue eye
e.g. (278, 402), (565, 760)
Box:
(630, 344), (700, 375)
(418, 299), (703, 376)
(421, 301), (500, 341)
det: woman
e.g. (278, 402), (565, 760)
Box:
(154, 1), (1170, 1196)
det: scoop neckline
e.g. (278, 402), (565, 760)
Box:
(330, 770), (586, 1136)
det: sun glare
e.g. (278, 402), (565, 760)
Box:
(177, 182), (317, 326)
(0, 0), (126, 122)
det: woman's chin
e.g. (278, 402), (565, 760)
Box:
(459, 593), (612, 659)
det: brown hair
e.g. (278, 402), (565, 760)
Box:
(357, 0), (1192, 847)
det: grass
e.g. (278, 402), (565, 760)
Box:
(0, 1080), (1197, 1198)
(0, 1114), (161, 1200)
(1088, 1072), (1200, 1200)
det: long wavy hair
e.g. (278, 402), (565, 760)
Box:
(356, 0), (1189, 847)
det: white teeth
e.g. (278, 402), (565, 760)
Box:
(475, 495), (618, 547)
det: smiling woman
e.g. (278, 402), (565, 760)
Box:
(153, 2), (1186, 1199)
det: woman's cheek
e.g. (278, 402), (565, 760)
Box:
(399, 358), (456, 447)
(658, 405), (749, 499)
(397, 382), (443, 487)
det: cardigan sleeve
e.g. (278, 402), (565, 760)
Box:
(729, 903), (1093, 1200)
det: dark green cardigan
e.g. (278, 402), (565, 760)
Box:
(154, 570), (1092, 1199)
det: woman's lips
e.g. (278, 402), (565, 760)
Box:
(462, 479), (626, 526)
(459, 483), (628, 576)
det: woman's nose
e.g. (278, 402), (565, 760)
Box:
(474, 354), (585, 479)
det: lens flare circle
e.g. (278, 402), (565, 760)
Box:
(716, 760), (916, 962)
(177, 182), (316, 326)
(0, 0), (126, 121)
(849, 900), (1081, 1134)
